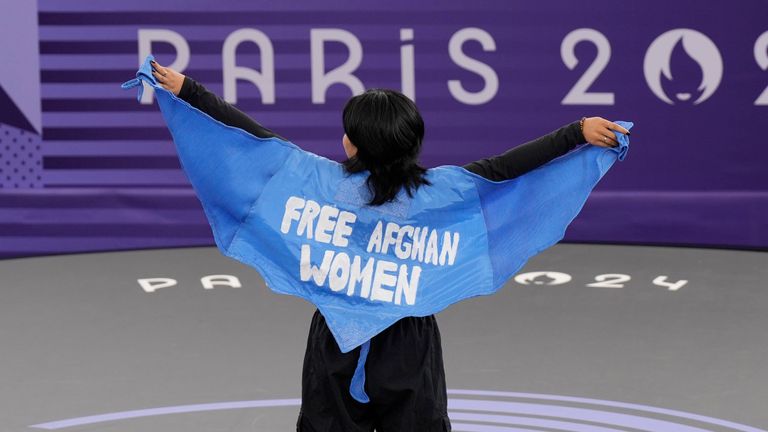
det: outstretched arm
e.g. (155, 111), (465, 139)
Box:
(137, 57), (299, 252)
(462, 121), (585, 181)
(462, 118), (630, 181)
(150, 59), (286, 140)
(467, 119), (633, 288)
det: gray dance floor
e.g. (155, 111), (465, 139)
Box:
(1, 244), (766, 431)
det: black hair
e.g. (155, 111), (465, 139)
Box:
(341, 88), (432, 206)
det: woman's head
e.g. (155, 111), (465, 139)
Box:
(341, 88), (431, 206)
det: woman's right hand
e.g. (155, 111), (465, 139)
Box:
(582, 117), (630, 148)
(150, 60), (185, 96)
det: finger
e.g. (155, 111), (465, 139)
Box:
(152, 69), (165, 82)
(600, 134), (618, 147)
(590, 135), (606, 146)
(610, 123), (630, 135)
(606, 122), (630, 135)
(602, 125), (620, 139)
(151, 61), (168, 76)
(600, 118), (628, 136)
(602, 130), (619, 143)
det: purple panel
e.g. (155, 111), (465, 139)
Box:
(0, 0), (765, 257)
(568, 191), (768, 250)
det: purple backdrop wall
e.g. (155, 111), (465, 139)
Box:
(0, 0), (766, 258)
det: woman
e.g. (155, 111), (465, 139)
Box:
(149, 59), (629, 432)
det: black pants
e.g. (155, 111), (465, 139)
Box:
(297, 309), (451, 432)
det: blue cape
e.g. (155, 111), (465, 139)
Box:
(122, 54), (632, 403)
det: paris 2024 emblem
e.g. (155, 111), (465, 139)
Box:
(643, 28), (723, 105)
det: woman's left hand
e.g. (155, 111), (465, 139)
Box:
(150, 60), (185, 96)
(582, 117), (630, 148)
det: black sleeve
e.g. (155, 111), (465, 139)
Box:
(462, 121), (586, 181)
(177, 75), (287, 141)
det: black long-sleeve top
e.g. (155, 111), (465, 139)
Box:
(177, 76), (586, 182)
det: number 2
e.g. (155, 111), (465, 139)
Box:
(561, 28), (615, 105)
(587, 273), (631, 288)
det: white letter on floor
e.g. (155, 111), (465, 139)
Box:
(201, 275), (242, 289)
(138, 278), (177, 293)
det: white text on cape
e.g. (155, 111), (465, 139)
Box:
(280, 196), (461, 306)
